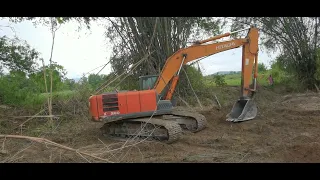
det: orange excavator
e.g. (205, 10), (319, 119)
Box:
(89, 26), (259, 143)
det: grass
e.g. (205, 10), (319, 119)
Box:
(204, 72), (271, 87)
(30, 73), (270, 108)
(35, 90), (77, 104)
(7, 70), (289, 110)
(224, 73), (241, 86)
(19, 90), (78, 109)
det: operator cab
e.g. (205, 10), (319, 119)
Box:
(139, 75), (159, 90)
(138, 75), (176, 106)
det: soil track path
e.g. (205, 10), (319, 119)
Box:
(1, 90), (320, 163)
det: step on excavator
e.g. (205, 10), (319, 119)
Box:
(89, 26), (260, 143)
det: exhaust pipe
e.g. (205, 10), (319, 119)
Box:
(226, 97), (257, 122)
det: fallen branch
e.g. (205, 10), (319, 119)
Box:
(214, 94), (222, 109)
(0, 105), (11, 109)
(94, 51), (154, 94)
(11, 109), (47, 134)
(178, 96), (193, 111)
(48, 18), (60, 124)
(314, 84), (320, 93)
(11, 115), (61, 119)
(0, 134), (113, 163)
(238, 152), (250, 163)
(182, 67), (203, 110)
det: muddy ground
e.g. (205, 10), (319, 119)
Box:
(1, 87), (320, 163)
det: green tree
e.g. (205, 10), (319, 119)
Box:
(258, 62), (267, 72)
(230, 17), (320, 89)
(176, 65), (205, 97)
(314, 48), (320, 81)
(104, 17), (226, 97)
(213, 74), (227, 87)
(0, 70), (37, 106)
(64, 78), (76, 90)
(88, 74), (105, 90)
(0, 36), (40, 74)
(105, 17), (225, 77)
(29, 62), (67, 93)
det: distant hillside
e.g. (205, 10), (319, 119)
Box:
(206, 71), (241, 77)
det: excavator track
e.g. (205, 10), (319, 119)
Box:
(100, 117), (183, 144)
(100, 110), (207, 144)
(170, 109), (207, 132)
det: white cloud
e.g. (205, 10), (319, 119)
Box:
(0, 18), (278, 79)
(0, 19), (112, 79)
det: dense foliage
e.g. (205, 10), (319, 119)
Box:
(230, 17), (320, 88)
(1, 17), (320, 109)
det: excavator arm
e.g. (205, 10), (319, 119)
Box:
(154, 26), (259, 122)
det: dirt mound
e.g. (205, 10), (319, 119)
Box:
(281, 93), (320, 111)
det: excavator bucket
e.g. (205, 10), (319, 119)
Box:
(226, 98), (257, 122)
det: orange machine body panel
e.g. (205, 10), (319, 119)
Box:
(126, 91), (141, 113)
(89, 95), (103, 121)
(139, 90), (158, 112)
(117, 93), (128, 114)
(89, 89), (158, 122)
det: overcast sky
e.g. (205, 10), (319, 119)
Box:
(0, 18), (279, 79)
